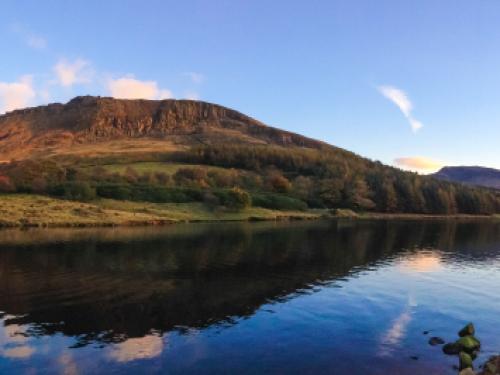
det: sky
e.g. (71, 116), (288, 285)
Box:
(1, 0), (499, 173)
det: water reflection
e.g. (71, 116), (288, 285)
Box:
(0, 220), (499, 374)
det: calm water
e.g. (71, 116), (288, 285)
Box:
(0, 220), (499, 374)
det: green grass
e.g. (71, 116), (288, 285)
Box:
(0, 194), (323, 228)
(80, 161), (227, 175)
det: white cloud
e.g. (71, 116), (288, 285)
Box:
(107, 335), (163, 362)
(183, 72), (204, 84)
(394, 156), (444, 173)
(0, 75), (36, 113)
(53, 58), (92, 87)
(107, 76), (173, 100)
(378, 85), (424, 133)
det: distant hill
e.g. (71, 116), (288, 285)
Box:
(433, 166), (500, 190)
(0, 96), (325, 161)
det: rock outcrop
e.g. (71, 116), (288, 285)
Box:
(0, 96), (326, 160)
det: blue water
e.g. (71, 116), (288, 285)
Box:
(0, 220), (499, 374)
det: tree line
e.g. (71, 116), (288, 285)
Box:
(0, 144), (499, 214)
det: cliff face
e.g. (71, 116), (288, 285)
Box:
(0, 96), (324, 160)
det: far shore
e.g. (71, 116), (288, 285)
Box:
(0, 194), (498, 229)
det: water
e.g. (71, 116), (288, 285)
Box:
(0, 220), (499, 374)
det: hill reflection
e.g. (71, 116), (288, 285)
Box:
(0, 220), (499, 348)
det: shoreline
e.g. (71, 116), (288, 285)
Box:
(0, 194), (498, 229)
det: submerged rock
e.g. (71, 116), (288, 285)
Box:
(459, 369), (476, 375)
(443, 342), (462, 355)
(429, 337), (445, 346)
(459, 323), (476, 337)
(478, 355), (500, 375)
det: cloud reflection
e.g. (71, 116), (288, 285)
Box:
(107, 335), (164, 363)
(398, 253), (442, 273)
(0, 323), (36, 359)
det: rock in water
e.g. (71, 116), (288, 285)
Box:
(460, 352), (474, 370)
(478, 355), (500, 375)
(457, 336), (481, 354)
(443, 342), (462, 355)
(429, 337), (445, 346)
(459, 369), (476, 375)
(459, 323), (476, 337)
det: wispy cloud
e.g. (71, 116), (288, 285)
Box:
(107, 76), (173, 100)
(183, 72), (204, 84)
(378, 85), (423, 133)
(394, 156), (444, 173)
(0, 75), (36, 113)
(26, 35), (47, 49)
(53, 58), (92, 87)
(183, 90), (200, 100)
(11, 24), (47, 50)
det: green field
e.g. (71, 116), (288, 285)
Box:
(81, 162), (228, 175)
(0, 194), (323, 228)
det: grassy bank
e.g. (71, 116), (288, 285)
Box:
(0, 194), (323, 228)
(0, 195), (497, 229)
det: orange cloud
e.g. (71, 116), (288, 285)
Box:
(107, 76), (172, 100)
(394, 156), (444, 172)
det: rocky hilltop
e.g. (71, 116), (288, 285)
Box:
(0, 96), (325, 160)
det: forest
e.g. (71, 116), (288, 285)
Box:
(0, 144), (499, 214)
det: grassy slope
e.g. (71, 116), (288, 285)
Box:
(0, 194), (322, 228)
(86, 161), (227, 174)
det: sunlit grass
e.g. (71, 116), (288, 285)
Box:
(0, 194), (322, 228)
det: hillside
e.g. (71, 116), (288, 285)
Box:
(0, 96), (325, 161)
(433, 166), (500, 190)
(0, 96), (499, 221)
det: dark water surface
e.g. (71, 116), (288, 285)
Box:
(0, 220), (499, 374)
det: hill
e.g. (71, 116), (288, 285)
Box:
(0, 96), (325, 161)
(0, 96), (499, 222)
(433, 166), (500, 190)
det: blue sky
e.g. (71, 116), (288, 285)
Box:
(1, 0), (499, 172)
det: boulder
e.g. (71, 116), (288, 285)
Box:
(457, 336), (481, 354)
(443, 342), (462, 355)
(459, 323), (476, 337)
(478, 355), (500, 375)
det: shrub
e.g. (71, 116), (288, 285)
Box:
(215, 187), (251, 211)
(252, 193), (307, 211)
(95, 183), (132, 200)
(0, 175), (15, 193)
(52, 182), (96, 202)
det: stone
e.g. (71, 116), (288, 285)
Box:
(459, 323), (476, 337)
(459, 368), (476, 375)
(457, 336), (481, 354)
(460, 351), (474, 370)
(443, 342), (462, 355)
(478, 355), (500, 375)
(428, 336), (445, 346)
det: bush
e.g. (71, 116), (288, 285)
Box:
(95, 183), (132, 200)
(0, 175), (16, 193)
(215, 187), (251, 211)
(252, 193), (307, 211)
(52, 182), (96, 202)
